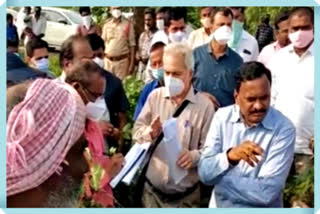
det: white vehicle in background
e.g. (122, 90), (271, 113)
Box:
(17, 7), (82, 50)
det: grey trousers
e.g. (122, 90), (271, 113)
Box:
(142, 182), (201, 208)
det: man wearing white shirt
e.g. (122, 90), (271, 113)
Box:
(268, 7), (314, 174)
(228, 7), (259, 62)
(188, 7), (214, 49)
(16, 7), (32, 38)
(258, 12), (290, 68)
(32, 7), (47, 38)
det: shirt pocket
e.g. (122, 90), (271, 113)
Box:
(106, 27), (116, 41)
(217, 66), (237, 93)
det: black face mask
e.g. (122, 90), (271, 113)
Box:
(35, 11), (41, 16)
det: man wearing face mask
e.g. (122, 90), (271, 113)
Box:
(133, 43), (215, 208)
(134, 40), (167, 121)
(155, 7), (169, 31)
(32, 7), (47, 39)
(77, 7), (101, 37)
(86, 33), (130, 151)
(136, 8), (157, 81)
(228, 7), (259, 62)
(268, 7), (314, 174)
(101, 7), (136, 80)
(258, 12), (290, 68)
(25, 38), (55, 78)
(151, 7), (188, 45)
(192, 8), (243, 109)
(188, 7), (215, 49)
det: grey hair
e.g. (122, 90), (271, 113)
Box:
(164, 42), (194, 71)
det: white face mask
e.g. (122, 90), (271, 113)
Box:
(35, 58), (49, 72)
(164, 75), (184, 97)
(200, 17), (211, 29)
(156, 19), (164, 31)
(168, 31), (186, 43)
(93, 57), (105, 69)
(86, 97), (107, 121)
(212, 25), (233, 45)
(111, 9), (121, 19)
(82, 15), (92, 29)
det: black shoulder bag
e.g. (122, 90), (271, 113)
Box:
(113, 95), (195, 207)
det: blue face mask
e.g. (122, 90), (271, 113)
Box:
(151, 67), (164, 81)
(35, 58), (49, 73)
(228, 20), (244, 49)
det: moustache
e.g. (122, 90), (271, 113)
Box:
(250, 109), (267, 114)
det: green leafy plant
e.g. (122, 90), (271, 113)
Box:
(121, 75), (144, 147)
(283, 166), (314, 207)
(49, 53), (61, 77)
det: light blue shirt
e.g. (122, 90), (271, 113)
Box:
(198, 105), (295, 208)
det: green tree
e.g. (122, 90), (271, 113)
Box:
(244, 7), (294, 35)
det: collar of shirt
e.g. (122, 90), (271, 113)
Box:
(58, 71), (67, 82)
(143, 30), (155, 39)
(240, 30), (250, 41)
(287, 41), (314, 59)
(111, 16), (123, 24)
(163, 85), (197, 104)
(207, 42), (230, 60)
(273, 41), (282, 52)
(201, 27), (211, 36)
(151, 79), (161, 89)
(229, 105), (274, 130)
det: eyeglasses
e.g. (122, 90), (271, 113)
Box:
(81, 84), (104, 103)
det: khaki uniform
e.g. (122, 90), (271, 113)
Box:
(102, 17), (136, 80)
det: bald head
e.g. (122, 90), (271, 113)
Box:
(60, 35), (94, 73)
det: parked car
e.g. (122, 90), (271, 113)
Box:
(17, 7), (82, 50)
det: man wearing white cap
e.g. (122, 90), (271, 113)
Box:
(134, 38), (167, 120)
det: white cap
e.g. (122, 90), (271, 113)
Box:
(149, 30), (169, 54)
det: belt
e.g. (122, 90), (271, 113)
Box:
(105, 53), (129, 61)
(146, 178), (199, 201)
